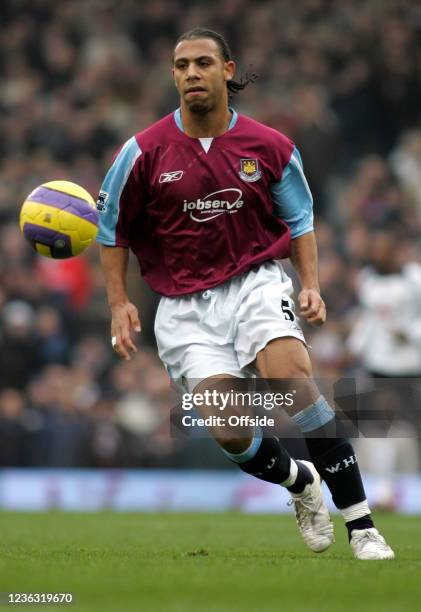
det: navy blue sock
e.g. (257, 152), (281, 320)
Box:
(292, 396), (374, 530)
(306, 437), (375, 537)
(345, 516), (375, 541)
(226, 436), (313, 491)
(287, 461), (314, 494)
(305, 436), (367, 506)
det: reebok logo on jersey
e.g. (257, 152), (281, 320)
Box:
(159, 170), (184, 183)
(183, 188), (244, 223)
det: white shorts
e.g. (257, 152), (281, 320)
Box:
(155, 261), (306, 387)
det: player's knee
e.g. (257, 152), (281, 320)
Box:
(277, 358), (312, 380)
(216, 435), (253, 455)
(260, 340), (313, 380)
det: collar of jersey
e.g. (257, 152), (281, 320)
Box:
(174, 107), (238, 135)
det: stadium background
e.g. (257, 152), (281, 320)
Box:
(0, 0), (421, 511)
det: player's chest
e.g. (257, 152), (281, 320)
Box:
(143, 142), (271, 220)
(363, 276), (413, 315)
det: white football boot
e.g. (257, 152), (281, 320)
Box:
(350, 528), (395, 560)
(289, 460), (335, 553)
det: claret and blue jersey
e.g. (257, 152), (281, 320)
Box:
(96, 108), (314, 297)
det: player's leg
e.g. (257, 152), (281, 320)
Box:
(256, 337), (394, 560)
(155, 290), (313, 491)
(191, 373), (333, 553)
(155, 284), (317, 495)
(192, 374), (316, 496)
(156, 276), (330, 552)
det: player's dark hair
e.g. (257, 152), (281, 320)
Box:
(175, 27), (258, 97)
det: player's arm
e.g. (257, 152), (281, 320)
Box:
(290, 231), (326, 326)
(96, 136), (143, 358)
(271, 146), (325, 326)
(100, 245), (140, 360)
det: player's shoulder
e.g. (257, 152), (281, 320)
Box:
(356, 266), (379, 293)
(133, 112), (178, 152)
(236, 113), (294, 150)
(109, 114), (176, 167)
(109, 113), (177, 168)
(403, 262), (421, 286)
(235, 113), (295, 169)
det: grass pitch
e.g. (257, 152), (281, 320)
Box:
(0, 512), (419, 611)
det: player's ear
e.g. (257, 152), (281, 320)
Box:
(224, 60), (235, 83)
(171, 67), (179, 91)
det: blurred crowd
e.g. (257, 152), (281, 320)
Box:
(0, 0), (420, 469)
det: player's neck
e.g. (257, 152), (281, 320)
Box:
(180, 104), (232, 138)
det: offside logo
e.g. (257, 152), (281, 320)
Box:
(183, 188), (244, 223)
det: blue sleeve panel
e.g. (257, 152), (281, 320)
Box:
(270, 146), (314, 239)
(96, 136), (142, 246)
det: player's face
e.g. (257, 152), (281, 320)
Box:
(172, 38), (235, 113)
(369, 232), (398, 272)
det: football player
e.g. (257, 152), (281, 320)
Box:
(97, 28), (394, 560)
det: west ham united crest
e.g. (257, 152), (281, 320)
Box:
(239, 158), (262, 182)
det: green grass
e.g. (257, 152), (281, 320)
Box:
(0, 513), (419, 611)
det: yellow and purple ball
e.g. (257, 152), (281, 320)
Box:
(19, 180), (99, 259)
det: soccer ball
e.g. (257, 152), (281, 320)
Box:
(19, 180), (99, 259)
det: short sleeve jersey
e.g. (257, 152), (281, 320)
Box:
(96, 109), (313, 297)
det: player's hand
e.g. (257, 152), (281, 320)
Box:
(298, 289), (326, 327)
(110, 302), (141, 360)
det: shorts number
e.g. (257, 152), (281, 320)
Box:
(281, 298), (295, 322)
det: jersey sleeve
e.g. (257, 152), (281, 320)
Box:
(270, 146), (314, 239)
(96, 136), (143, 247)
